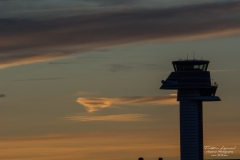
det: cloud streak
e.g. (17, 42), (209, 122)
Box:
(76, 94), (177, 112)
(13, 77), (67, 81)
(1, 1), (240, 68)
(210, 69), (237, 72)
(0, 131), (180, 160)
(66, 114), (150, 121)
(106, 64), (133, 72)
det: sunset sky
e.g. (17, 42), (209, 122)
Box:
(1, 0), (240, 160)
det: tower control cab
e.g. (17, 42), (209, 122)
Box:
(160, 60), (220, 99)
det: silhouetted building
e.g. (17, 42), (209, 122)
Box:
(160, 59), (220, 160)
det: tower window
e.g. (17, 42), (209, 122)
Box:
(174, 64), (207, 71)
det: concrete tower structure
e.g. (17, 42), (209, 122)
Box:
(160, 60), (220, 160)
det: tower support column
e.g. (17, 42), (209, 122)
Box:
(179, 100), (203, 160)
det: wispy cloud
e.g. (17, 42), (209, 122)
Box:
(69, 91), (100, 97)
(0, 131), (180, 160)
(0, 53), (65, 69)
(48, 61), (79, 65)
(76, 94), (177, 112)
(1, 130), (239, 160)
(210, 69), (237, 72)
(106, 63), (168, 72)
(13, 77), (67, 82)
(66, 114), (150, 121)
(1, 1), (240, 68)
(106, 64), (133, 72)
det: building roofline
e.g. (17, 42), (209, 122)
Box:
(172, 60), (209, 65)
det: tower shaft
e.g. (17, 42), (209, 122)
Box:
(180, 100), (203, 160)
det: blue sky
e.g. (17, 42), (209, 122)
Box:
(0, 0), (240, 160)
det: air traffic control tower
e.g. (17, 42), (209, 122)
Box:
(160, 59), (220, 160)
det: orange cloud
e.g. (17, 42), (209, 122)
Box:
(1, 129), (239, 160)
(0, 131), (180, 160)
(76, 94), (177, 112)
(66, 114), (150, 121)
(0, 52), (65, 69)
(1, 121), (240, 160)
